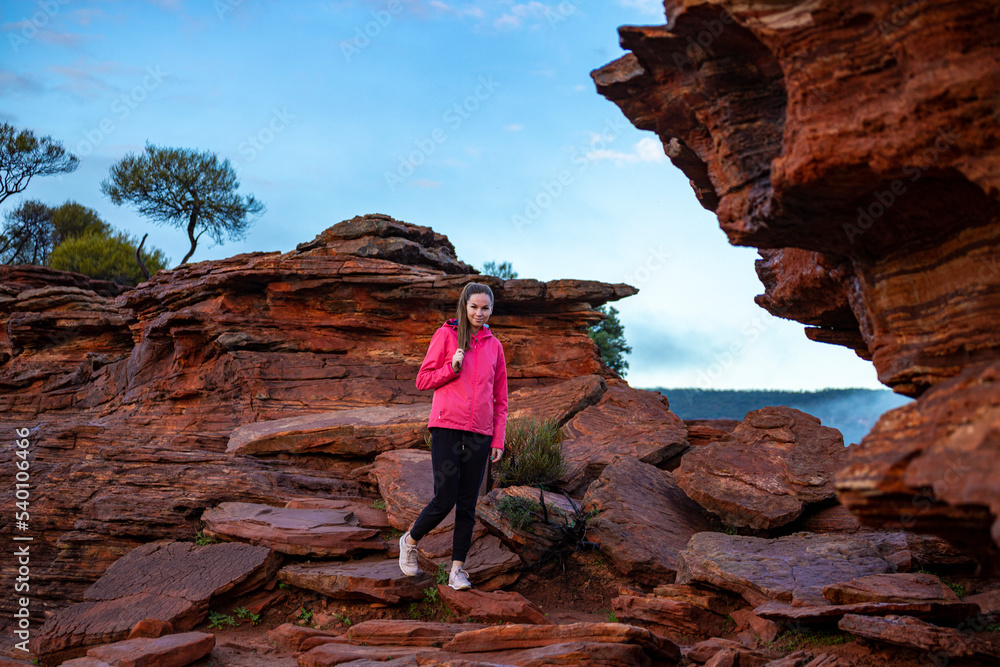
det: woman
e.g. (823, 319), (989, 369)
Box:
(399, 282), (508, 590)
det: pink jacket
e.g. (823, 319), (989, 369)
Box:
(415, 319), (508, 450)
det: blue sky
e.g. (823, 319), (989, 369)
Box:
(2, 0), (888, 391)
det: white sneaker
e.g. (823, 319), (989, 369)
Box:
(398, 532), (419, 576)
(448, 566), (472, 591)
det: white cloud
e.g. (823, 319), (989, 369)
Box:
(586, 137), (666, 166)
(505, 124), (524, 132)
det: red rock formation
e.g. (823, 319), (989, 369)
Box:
(593, 1), (1000, 551)
(0, 214), (635, 624)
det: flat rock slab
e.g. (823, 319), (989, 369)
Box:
(822, 572), (961, 604)
(612, 594), (730, 636)
(452, 641), (655, 667)
(345, 620), (487, 647)
(558, 384), (689, 494)
(676, 531), (910, 607)
(284, 498), (390, 529)
(226, 404), (430, 456)
(436, 585), (552, 625)
(297, 643), (442, 667)
(675, 406), (846, 530)
(475, 485), (581, 564)
(754, 599), (981, 626)
(36, 541), (278, 658)
(201, 502), (385, 557)
(507, 374), (607, 426)
(279, 556), (431, 604)
(83, 631), (215, 667)
(442, 622), (681, 663)
(582, 457), (713, 585)
(838, 613), (1000, 660)
(372, 449), (454, 534)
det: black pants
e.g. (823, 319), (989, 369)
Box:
(409, 427), (492, 562)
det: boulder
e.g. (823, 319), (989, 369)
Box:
(583, 457), (713, 584)
(475, 485), (582, 564)
(676, 532), (911, 607)
(35, 541), (278, 660)
(674, 407), (847, 530)
(279, 556), (431, 604)
(447, 642), (655, 667)
(558, 383), (689, 493)
(371, 449), (453, 535)
(81, 632), (215, 667)
(200, 502), (385, 557)
(822, 572), (962, 605)
(754, 598), (981, 626)
(684, 419), (739, 448)
(267, 623), (342, 651)
(507, 374), (608, 426)
(226, 404), (430, 456)
(612, 593), (731, 636)
(126, 618), (173, 640)
(838, 613), (1000, 660)
(436, 585), (552, 625)
(297, 643), (442, 667)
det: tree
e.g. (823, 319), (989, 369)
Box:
(588, 305), (631, 376)
(0, 200), (53, 265)
(50, 229), (169, 286)
(0, 200), (114, 266)
(101, 145), (265, 266)
(482, 260), (518, 279)
(52, 201), (111, 246)
(0, 123), (80, 206)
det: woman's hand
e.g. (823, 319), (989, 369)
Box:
(490, 448), (503, 463)
(451, 348), (464, 373)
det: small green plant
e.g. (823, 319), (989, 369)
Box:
(435, 563), (449, 586)
(195, 530), (218, 546)
(208, 611), (237, 629)
(770, 628), (852, 652)
(942, 577), (966, 598)
(497, 495), (543, 530)
(982, 622), (1000, 633)
(333, 612), (352, 626)
(296, 608), (313, 624)
(370, 498), (386, 510)
(724, 525), (739, 536)
(409, 585), (453, 621)
(235, 606), (261, 626)
(491, 418), (566, 489)
(602, 608), (619, 623)
(277, 581), (289, 589)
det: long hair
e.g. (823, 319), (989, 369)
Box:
(455, 282), (494, 350)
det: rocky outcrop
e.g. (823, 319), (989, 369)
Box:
(838, 614), (1000, 661)
(558, 381), (689, 493)
(593, 0), (1000, 553)
(0, 214), (634, 621)
(674, 406), (846, 530)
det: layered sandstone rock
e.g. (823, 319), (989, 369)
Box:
(593, 0), (1000, 551)
(674, 406), (846, 530)
(0, 214), (634, 623)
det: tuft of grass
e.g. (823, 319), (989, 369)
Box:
(602, 608), (619, 623)
(370, 498), (386, 510)
(235, 606), (261, 626)
(497, 495), (543, 530)
(492, 418), (566, 488)
(408, 585), (454, 621)
(769, 628), (852, 652)
(435, 563), (449, 586)
(296, 608), (313, 625)
(195, 530), (218, 546)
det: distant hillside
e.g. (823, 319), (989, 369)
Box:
(648, 388), (912, 446)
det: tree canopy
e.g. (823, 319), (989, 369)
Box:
(101, 145), (265, 265)
(0, 123), (79, 206)
(0, 200), (53, 265)
(588, 305), (631, 376)
(482, 260), (518, 279)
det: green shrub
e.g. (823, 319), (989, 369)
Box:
(50, 229), (168, 286)
(492, 418), (565, 489)
(497, 495), (543, 530)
